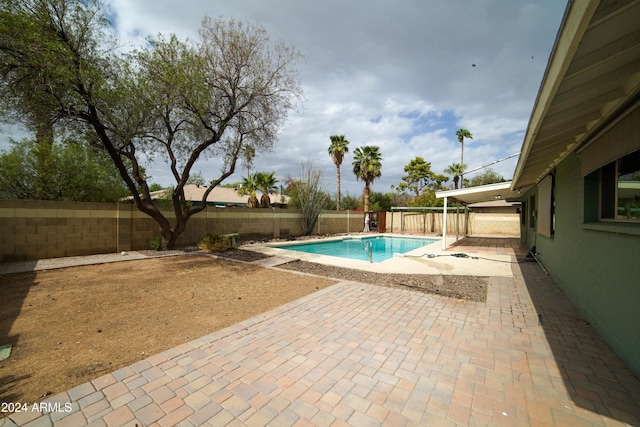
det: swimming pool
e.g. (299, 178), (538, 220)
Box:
(275, 236), (439, 263)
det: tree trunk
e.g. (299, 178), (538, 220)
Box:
(364, 181), (370, 213)
(336, 164), (341, 210)
(460, 141), (464, 189)
(35, 118), (54, 146)
(160, 232), (177, 251)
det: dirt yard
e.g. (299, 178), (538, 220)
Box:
(0, 255), (336, 405)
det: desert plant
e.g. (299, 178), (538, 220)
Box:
(149, 236), (162, 251)
(296, 161), (329, 235)
(198, 233), (232, 253)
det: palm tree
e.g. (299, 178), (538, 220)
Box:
(328, 135), (350, 210)
(237, 173), (259, 208)
(444, 163), (466, 190)
(352, 145), (382, 214)
(456, 128), (473, 188)
(255, 171), (279, 208)
(242, 145), (255, 178)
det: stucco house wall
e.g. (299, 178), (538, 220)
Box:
(521, 153), (640, 376)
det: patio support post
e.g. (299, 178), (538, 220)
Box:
(442, 197), (448, 250)
(465, 206), (469, 237)
(456, 205), (460, 242)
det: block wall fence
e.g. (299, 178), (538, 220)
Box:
(0, 200), (365, 262)
(386, 211), (519, 237)
(0, 200), (519, 262)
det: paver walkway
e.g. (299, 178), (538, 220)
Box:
(3, 239), (640, 426)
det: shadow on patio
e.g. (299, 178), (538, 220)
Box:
(517, 260), (640, 425)
(448, 236), (640, 424)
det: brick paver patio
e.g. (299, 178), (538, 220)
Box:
(3, 238), (640, 426)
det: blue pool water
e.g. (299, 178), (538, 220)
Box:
(275, 236), (439, 263)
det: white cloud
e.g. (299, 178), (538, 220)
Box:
(1, 0), (568, 197)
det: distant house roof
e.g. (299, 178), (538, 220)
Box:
(147, 184), (289, 207)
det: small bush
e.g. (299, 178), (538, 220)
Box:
(149, 236), (162, 251)
(198, 233), (232, 253)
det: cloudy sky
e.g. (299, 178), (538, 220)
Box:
(1, 1), (568, 197)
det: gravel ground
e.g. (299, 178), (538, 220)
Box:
(215, 249), (488, 302)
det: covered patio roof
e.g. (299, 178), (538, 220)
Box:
(435, 182), (525, 250)
(435, 181), (524, 205)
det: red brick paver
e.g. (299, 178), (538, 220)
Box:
(5, 238), (640, 426)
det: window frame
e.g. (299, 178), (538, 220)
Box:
(598, 150), (640, 223)
(537, 174), (555, 238)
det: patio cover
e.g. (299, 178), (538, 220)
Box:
(435, 182), (524, 250)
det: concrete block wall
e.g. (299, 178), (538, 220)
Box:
(0, 201), (366, 261)
(0, 200), (119, 262)
(467, 213), (520, 237)
(387, 210), (520, 236)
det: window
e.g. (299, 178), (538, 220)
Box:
(599, 150), (640, 221)
(528, 195), (536, 229)
(537, 174), (555, 238)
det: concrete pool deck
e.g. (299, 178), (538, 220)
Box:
(245, 234), (519, 277)
(3, 237), (640, 426)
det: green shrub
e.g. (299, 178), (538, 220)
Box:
(198, 233), (232, 253)
(149, 236), (162, 251)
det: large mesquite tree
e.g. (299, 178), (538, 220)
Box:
(0, 0), (302, 249)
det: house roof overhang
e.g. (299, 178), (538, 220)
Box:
(435, 181), (526, 205)
(511, 0), (640, 190)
